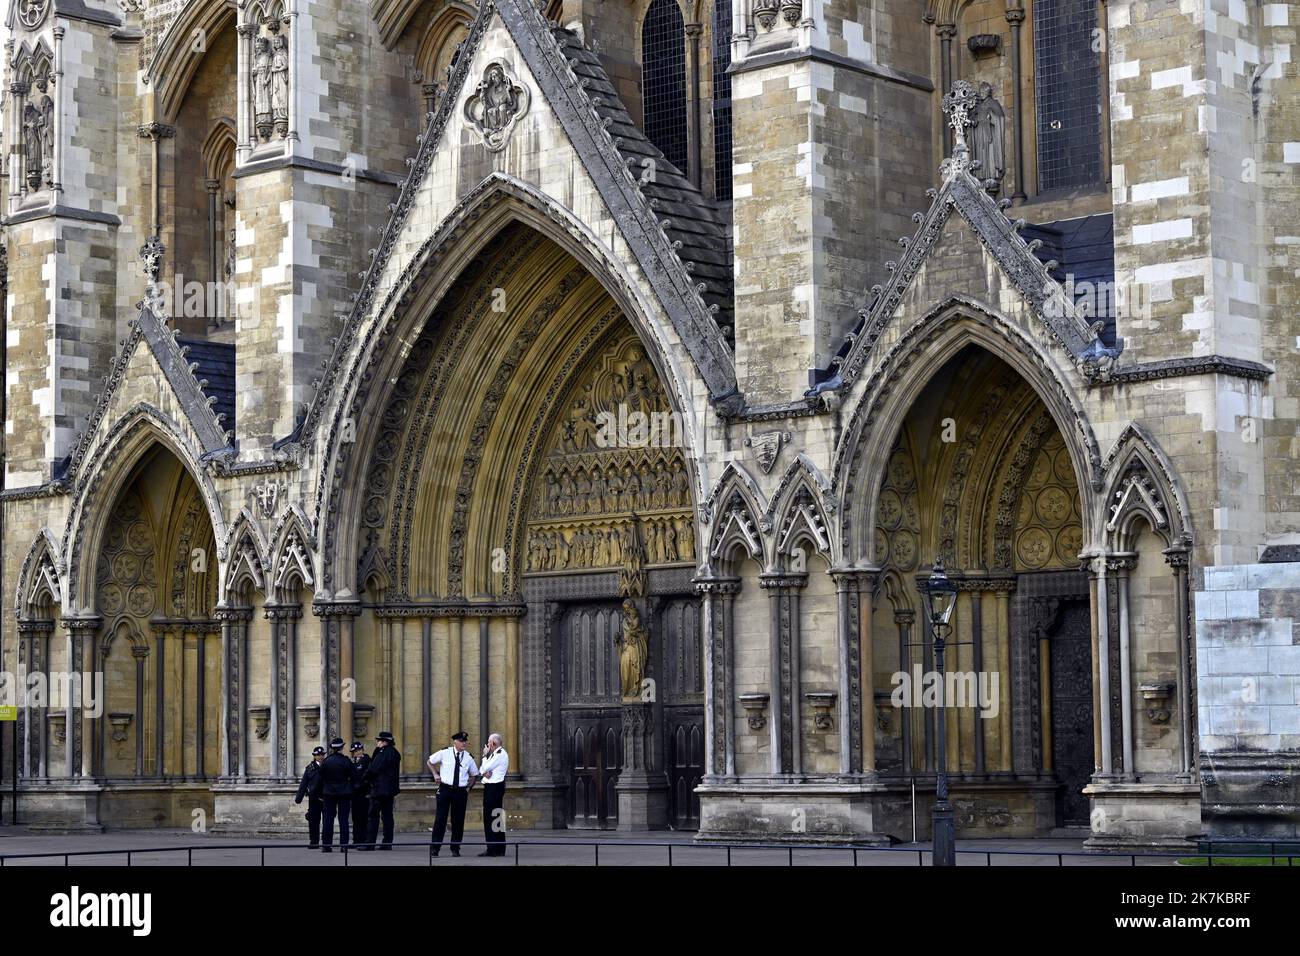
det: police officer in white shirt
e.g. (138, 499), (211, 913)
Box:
(427, 731), (479, 857)
(478, 733), (509, 858)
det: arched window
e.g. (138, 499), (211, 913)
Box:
(1033, 0), (1103, 192)
(712, 0), (733, 201)
(642, 0), (689, 172)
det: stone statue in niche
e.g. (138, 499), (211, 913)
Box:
(271, 33), (290, 138)
(618, 599), (649, 701)
(22, 100), (43, 190)
(253, 36), (273, 141)
(39, 79), (54, 185)
(464, 61), (530, 152)
(971, 82), (1006, 193)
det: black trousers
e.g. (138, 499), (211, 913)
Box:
(351, 795), (370, 844)
(482, 782), (507, 856)
(368, 795), (396, 846)
(431, 784), (469, 853)
(305, 798), (322, 846)
(322, 795), (350, 847)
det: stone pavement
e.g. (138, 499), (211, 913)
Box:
(0, 827), (1183, 866)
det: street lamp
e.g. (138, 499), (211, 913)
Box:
(926, 559), (958, 866)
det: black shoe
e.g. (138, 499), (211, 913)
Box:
(322, 847), (332, 853)
(308, 843), (320, 849)
(379, 845), (392, 851)
(431, 850), (439, 857)
(451, 850), (460, 857)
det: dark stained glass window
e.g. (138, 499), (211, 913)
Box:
(1033, 0), (1103, 192)
(642, 0), (689, 173)
(712, 0), (733, 201)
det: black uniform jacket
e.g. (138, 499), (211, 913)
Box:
(352, 754), (372, 796)
(295, 761), (323, 803)
(365, 745), (402, 798)
(320, 752), (357, 798)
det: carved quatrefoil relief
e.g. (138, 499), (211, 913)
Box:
(464, 61), (531, 153)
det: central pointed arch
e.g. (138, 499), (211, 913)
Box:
(317, 176), (715, 598)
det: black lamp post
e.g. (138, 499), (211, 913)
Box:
(927, 559), (958, 866)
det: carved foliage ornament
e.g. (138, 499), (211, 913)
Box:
(464, 61), (530, 152)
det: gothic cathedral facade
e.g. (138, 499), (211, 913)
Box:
(1, 0), (1297, 848)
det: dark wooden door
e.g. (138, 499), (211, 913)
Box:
(1049, 599), (1094, 827)
(561, 603), (623, 828)
(660, 598), (704, 829)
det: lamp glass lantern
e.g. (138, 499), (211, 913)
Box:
(927, 560), (958, 629)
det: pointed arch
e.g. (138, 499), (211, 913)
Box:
(145, 0), (238, 122)
(768, 456), (837, 568)
(16, 528), (65, 618)
(222, 515), (269, 604)
(312, 174), (723, 597)
(269, 508), (317, 600)
(1100, 423), (1193, 551)
(62, 404), (227, 615)
(202, 117), (237, 180)
(835, 298), (1102, 566)
(705, 463), (767, 570)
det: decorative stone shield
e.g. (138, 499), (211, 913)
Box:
(464, 61), (531, 152)
(745, 430), (789, 475)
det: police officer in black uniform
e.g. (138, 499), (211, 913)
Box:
(319, 737), (356, 852)
(294, 746), (326, 848)
(362, 730), (401, 850)
(350, 741), (371, 847)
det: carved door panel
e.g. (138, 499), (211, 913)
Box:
(1049, 599), (1094, 827)
(660, 597), (704, 829)
(667, 718), (703, 828)
(561, 603), (623, 828)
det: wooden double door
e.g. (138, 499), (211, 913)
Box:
(559, 597), (704, 829)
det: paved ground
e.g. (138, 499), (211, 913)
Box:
(0, 826), (1183, 866)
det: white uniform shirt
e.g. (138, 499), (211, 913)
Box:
(480, 747), (509, 784)
(428, 746), (479, 787)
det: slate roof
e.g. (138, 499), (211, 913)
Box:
(549, 25), (735, 340)
(178, 337), (236, 433)
(1021, 213), (1116, 346)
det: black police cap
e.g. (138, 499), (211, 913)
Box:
(312, 746), (326, 756)
(350, 741), (365, 752)
(376, 731), (395, 742)
(451, 731), (469, 742)
(329, 737), (345, 749)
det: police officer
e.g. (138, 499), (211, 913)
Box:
(350, 741), (371, 847)
(294, 746), (326, 848)
(478, 733), (509, 858)
(319, 737), (355, 852)
(362, 730), (401, 850)
(428, 731), (479, 857)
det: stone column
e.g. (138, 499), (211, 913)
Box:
(1090, 556), (1114, 777)
(1109, 554), (1138, 779)
(1005, 5), (1027, 201)
(448, 614), (463, 735)
(696, 576), (740, 779)
(62, 617), (100, 779)
(760, 572), (807, 776)
(994, 586), (1013, 771)
(685, 22), (704, 189)
(895, 609), (915, 774)
(216, 606), (251, 780)
(265, 604), (300, 779)
(1163, 543), (1192, 776)
(504, 611), (523, 766)
(313, 602), (359, 745)
(936, 22), (957, 156)
(17, 621), (46, 778)
(832, 569), (876, 775)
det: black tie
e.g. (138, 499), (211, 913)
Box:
(453, 750), (462, 788)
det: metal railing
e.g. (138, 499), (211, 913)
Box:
(1, 838), (1296, 867)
